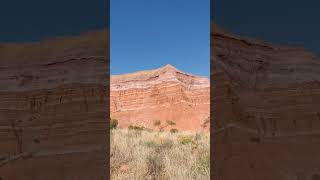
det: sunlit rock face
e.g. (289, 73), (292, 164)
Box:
(0, 31), (108, 180)
(212, 23), (320, 180)
(110, 64), (210, 132)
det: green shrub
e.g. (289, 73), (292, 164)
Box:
(170, 128), (178, 133)
(110, 118), (118, 129)
(179, 135), (193, 145)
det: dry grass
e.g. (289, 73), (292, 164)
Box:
(111, 129), (210, 180)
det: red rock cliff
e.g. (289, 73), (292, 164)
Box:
(111, 64), (210, 132)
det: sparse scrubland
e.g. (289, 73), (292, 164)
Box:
(110, 128), (210, 180)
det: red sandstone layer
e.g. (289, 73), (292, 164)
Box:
(110, 64), (210, 132)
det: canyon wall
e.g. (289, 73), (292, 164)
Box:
(110, 64), (210, 132)
(212, 23), (320, 180)
(0, 31), (109, 180)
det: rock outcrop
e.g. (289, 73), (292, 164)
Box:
(212, 23), (320, 180)
(0, 30), (108, 179)
(111, 64), (210, 132)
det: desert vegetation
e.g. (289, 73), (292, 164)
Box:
(110, 119), (118, 129)
(110, 127), (210, 180)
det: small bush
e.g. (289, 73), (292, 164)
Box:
(110, 118), (118, 129)
(170, 128), (178, 133)
(201, 117), (210, 129)
(179, 135), (193, 145)
(166, 120), (176, 126)
(128, 125), (145, 131)
(153, 120), (161, 127)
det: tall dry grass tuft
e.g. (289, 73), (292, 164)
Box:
(110, 129), (210, 180)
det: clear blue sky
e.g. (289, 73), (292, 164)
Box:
(213, 0), (320, 54)
(111, 0), (210, 77)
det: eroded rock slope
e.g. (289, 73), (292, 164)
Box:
(111, 64), (210, 132)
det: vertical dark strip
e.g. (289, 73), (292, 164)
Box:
(106, 0), (111, 178)
(210, 1), (215, 179)
(210, 22), (215, 180)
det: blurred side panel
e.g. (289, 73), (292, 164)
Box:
(211, 1), (320, 179)
(0, 1), (109, 180)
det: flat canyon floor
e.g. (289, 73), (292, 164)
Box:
(110, 129), (210, 180)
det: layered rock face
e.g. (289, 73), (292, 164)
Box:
(0, 31), (108, 179)
(111, 64), (210, 132)
(212, 23), (320, 180)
